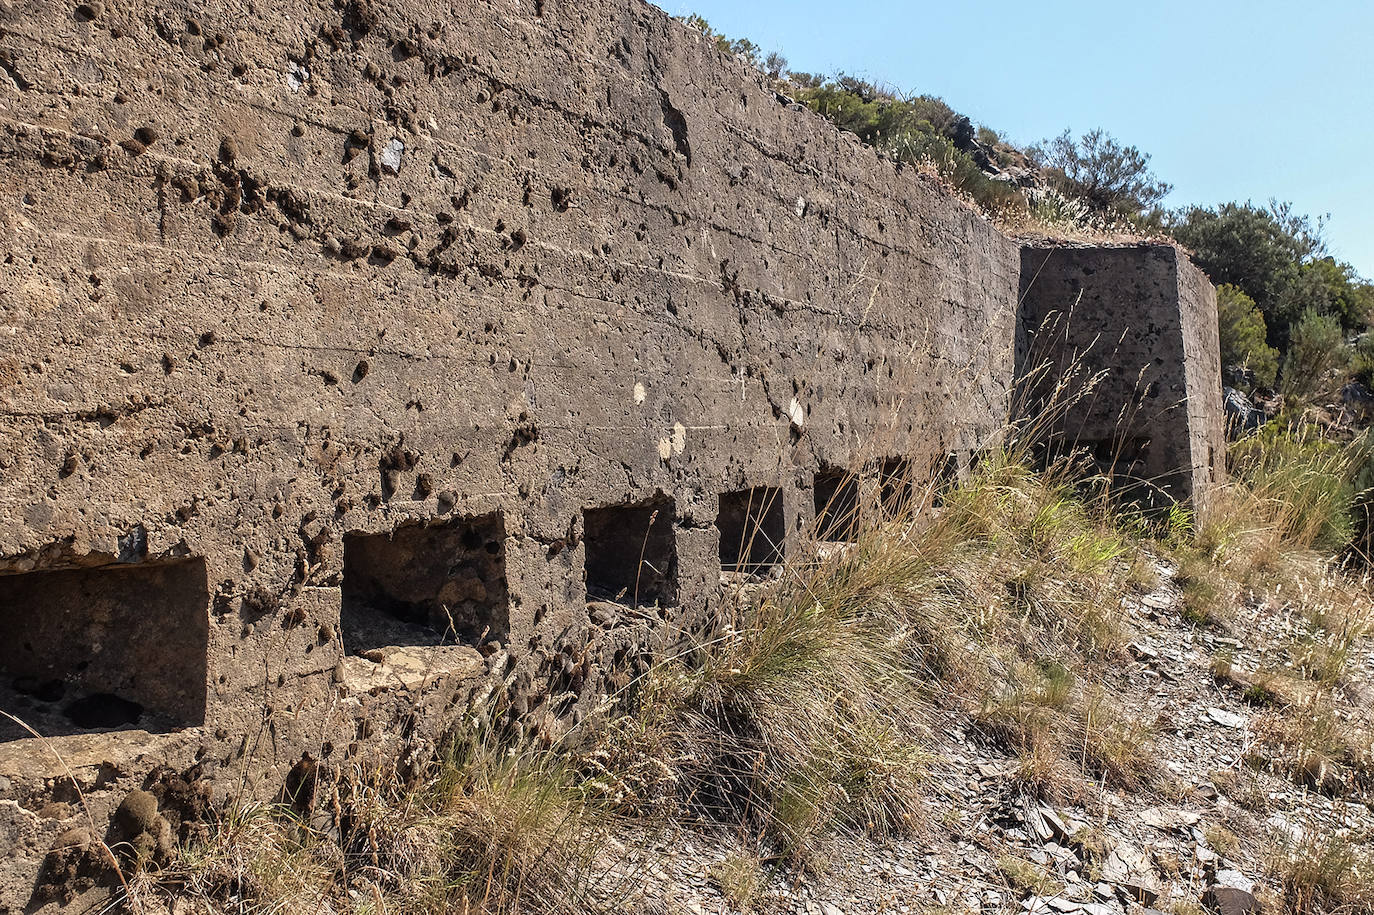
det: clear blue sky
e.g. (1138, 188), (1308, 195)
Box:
(667, 0), (1374, 278)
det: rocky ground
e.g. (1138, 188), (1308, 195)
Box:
(613, 558), (1374, 915)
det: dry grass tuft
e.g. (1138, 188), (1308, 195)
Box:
(607, 520), (935, 857)
(709, 851), (762, 910)
(977, 664), (1156, 801)
(1250, 696), (1374, 798)
(1210, 768), (1272, 814)
(998, 853), (1064, 898)
(600, 446), (1165, 851)
(1270, 831), (1374, 915)
(1228, 425), (1367, 554)
(131, 714), (652, 915)
(1165, 423), (1374, 807)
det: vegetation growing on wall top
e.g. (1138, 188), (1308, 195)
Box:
(679, 13), (1374, 403)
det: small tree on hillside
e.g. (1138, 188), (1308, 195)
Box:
(1288, 257), (1374, 332)
(1217, 284), (1280, 388)
(1032, 128), (1172, 217)
(1168, 201), (1326, 347)
(1281, 308), (1347, 400)
(718, 35), (760, 65)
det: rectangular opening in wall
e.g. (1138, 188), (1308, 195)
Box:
(1089, 436), (1150, 470)
(583, 497), (676, 607)
(0, 558), (209, 741)
(342, 513), (509, 655)
(931, 451), (962, 508)
(814, 468), (860, 542)
(879, 457), (914, 516)
(718, 487), (785, 575)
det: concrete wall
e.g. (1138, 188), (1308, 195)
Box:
(0, 0), (1026, 906)
(1017, 244), (1226, 508)
(0, 0), (1221, 907)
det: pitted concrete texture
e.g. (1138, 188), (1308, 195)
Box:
(1017, 244), (1226, 509)
(0, 0), (1219, 908)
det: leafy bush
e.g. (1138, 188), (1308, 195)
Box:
(719, 36), (761, 65)
(879, 124), (1026, 215)
(796, 80), (958, 147)
(1030, 128), (1172, 218)
(1350, 333), (1374, 388)
(1172, 203), (1371, 379)
(1217, 284), (1280, 388)
(1292, 257), (1374, 332)
(683, 14), (770, 72)
(1169, 202), (1326, 346)
(1282, 308), (1347, 399)
(787, 71), (825, 89)
(798, 82), (883, 138)
(677, 14), (1190, 232)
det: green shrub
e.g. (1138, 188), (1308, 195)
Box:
(1281, 308), (1347, 399)
(1350, 333), (1374, 388)
(683, 14), (765, 69)
(1168, 202), (1325, 348)
(1290, 257), (1374, 333)
(1029, 128), (1171, 218)
(799, 83), (882, 138)
(793, 81), (1026, 217)
(1217, 284), (1280, 388)
(879, 126), (1025, 215)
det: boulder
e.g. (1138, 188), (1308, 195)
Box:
(1223, 387), (1264, 437)
(1203, 886), (1261, 915)
(1340, 381), (1374, 405)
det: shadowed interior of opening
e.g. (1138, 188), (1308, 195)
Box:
(583, 498), (677, 607)
(879, 457), (915, 515)
(814, 468), (860, 542)
(931, 451), (962, 508)
(0, 558), (210, 741)
(1091, 435), (1151, 466)
(342, 513), (509, 655)
(717, 487), (785, 574)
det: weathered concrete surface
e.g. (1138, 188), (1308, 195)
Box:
(0, 0), (1223, 907)
(1017, 244), (1226, 509)
(0, 0), (1027, 906)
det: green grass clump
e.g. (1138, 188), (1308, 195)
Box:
(619, 523), (933, 856)
(1230, 423), (1366, 552)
